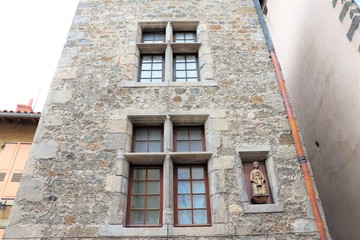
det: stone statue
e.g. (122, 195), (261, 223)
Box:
(250, 161), (269, 204)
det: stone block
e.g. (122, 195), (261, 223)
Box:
(49, 89), (72, 104)
(106, 175), (128, 194)
(115, 158), (129, 177)
(55, 67), (77, 79)
(211, 194), (227, 223)
(209, 169), (226, 195)
(208, 156), (235, 171)
(13, 177), (44, 202)
(108, 119), (132, 134)
(32, 141), (58, 159)
(109, 193), (127, 225)
(4, 225), (42, 238)
(104, 133), (130, 151)
(206, 131), (221, 149)
(291, 219), (317, 233)
(206, 119), (229, 131)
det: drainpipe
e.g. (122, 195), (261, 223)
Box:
(252, 0), (328, 239)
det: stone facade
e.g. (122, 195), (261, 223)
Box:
(5, 0), (329, 239)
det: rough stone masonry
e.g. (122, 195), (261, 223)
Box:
(5, 0), (330, 239)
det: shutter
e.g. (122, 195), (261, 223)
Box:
(0, 143), (31, 199)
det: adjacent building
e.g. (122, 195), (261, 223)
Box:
(263, 0), (360, 239)
(5, 1), (330, 239)
(0, 101), (40, 238)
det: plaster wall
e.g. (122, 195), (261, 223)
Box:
(0, 122), (37, 148)
(265, 1), (360, 239)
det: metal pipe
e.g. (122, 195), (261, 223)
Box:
(252, 0), (328, 239)
(0, 112), (41, 119)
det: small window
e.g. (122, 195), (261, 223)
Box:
(126, 166), (163, 226)
(132, 127), (163, 152)
(139, 55), (164, 83)
(174, 127), (205, 152)
(174, 32), (196, 43)
(174, 165), (211, 226)
(174, 55), (199, 82)
(142, 32), (165, 43)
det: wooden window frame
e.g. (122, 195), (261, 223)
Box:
(173, 54), (200, 82)
(174, 164), (211, 226)
(142, 31), (165, 43)
(126, 165), (163, 227)
(173, 31), (197, 43)
(173, 126), (205, 152)
(132, 126), (164, 152)
(139, 54), (165, 83)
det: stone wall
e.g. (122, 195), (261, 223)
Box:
(5, 0), (329, 239)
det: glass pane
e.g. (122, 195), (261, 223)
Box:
(146, 196), (159, 208)
(147, 182), (160, 194)
(149, 129), (161, 140)
(154, 33), (164, 41)
(178, 210), (192, 224)
(131, 195), (144, 208)
(176, 71), (186, 78)
(176, 56), (185, 62)
(189, 129), (202, 140)
(193, 195), (206, 208)
(152, 70), (162, 78)
(178, 195), (191, 208)
(177, 141), (189, 152)
(193, 210), (207, 224)
(175, 32), (185, 39)
(186, 55), (196, 62)
(145, 210), (159, 224)
(187, 77), (198, 82)
(185, 33), (194, 39)
(130, 210), (144, 224)
(149, 141), (161, 152)
(187, 70), (197, 78)
(147, 169), (160, 180)
(176, 63), (186, 70)
(152, 63), (162, 70)
(152, 78), (162, 82)
(177, 167), (190, 179)
(141, 71), (151, 78)
(192, 180), (205, 193)
(178, 181), (191, 194)
(143, 33), (153, 41)
(134, 142), (147, 152)
(142, 63), (152, 70)
(135, 129), (148, 140)
(176, 129), (188, 140)
(153, 56), (163, 62)
(132, 181), (145, 193)
(142, 56), (152, 62)
(175, 78), (187, 82)
(186, 62), (197, 70)
(191, 167), (204, 179)
(190, 141), (202, 151)
(133, 169), (146, 180)
(140, 78), (151, 83)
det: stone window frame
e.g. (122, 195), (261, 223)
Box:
(120, 21), (217, 87)
(236, 145), (284, 213)
(100, 113), (232, 237)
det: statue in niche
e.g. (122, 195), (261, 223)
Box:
(250, 161), (269, 204)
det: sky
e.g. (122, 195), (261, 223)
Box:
(0, 1), (79, 112)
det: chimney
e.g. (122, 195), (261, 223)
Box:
(16, 99), (34, 113)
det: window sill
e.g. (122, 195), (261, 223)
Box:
(170, 152), (212, 164)
(99, 223), (233, 237)
(124, 152), (166, 164)
(119, 80), (218, 88)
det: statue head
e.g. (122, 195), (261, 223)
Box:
(253, 161), (259, 169)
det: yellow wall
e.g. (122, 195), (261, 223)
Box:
(0, 122), (37, 150)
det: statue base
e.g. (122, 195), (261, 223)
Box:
(251, 194), (269, 204)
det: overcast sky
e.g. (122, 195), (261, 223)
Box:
(0, 1), (79, 112)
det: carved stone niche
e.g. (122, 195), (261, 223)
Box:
(242, 158), (273, 204)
